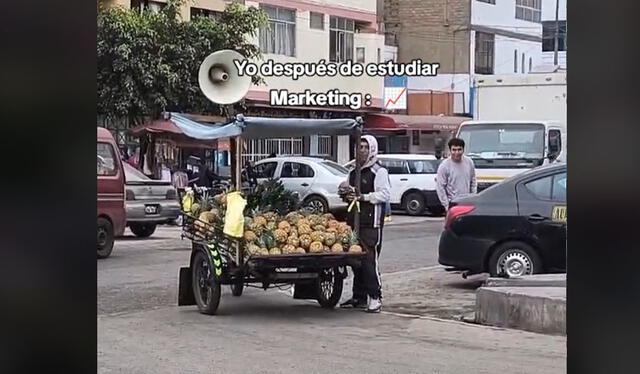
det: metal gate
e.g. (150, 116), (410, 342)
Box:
(242, 137), (303, 164)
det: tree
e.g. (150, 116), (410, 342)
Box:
(97, 0), (267, 127)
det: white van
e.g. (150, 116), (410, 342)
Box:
(344, 154), (444, 216)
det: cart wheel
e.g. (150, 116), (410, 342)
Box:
(230, 282), (244, 297)
(316, 267), (343, 309)
(191, 250), (221, 315)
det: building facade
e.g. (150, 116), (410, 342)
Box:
(382, 0), (565, 117)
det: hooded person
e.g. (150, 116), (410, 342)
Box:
(339, 135), (391, 313)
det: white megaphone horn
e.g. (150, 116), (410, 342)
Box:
(198, 49), (251, 105)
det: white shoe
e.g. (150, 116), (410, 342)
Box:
(366, 297), (382, 313)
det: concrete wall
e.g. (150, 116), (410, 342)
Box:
(471, 0), (542, 38)
(408, 74), (471, 114)
(383, 0), (471, 73)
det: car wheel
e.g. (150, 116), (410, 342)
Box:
(403, 192), (425, 216)
(488, 241), (543, 278)
(303, 196), (328, 214)
(130, 223), (157, 238)
(97, 217), (114, 259)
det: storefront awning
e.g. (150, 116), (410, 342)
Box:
(364, 114), (470, 132)
(128, 116), (220, 149)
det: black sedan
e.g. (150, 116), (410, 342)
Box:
(438, 163), (566, 278)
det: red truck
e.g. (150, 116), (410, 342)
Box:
(97, 127), (126, 258)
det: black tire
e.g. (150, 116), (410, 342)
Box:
(403, 192), (425, 216)
(130, 223), (157, 238)
(97, 217), (114, 259)
(428, 206), (446, 217)
(316, 267), (343, 308)
(488, 241), (543, 278)
(303, 195), (329, 214)
(191, 250), (221, 315)
(230, 282), (244, 297)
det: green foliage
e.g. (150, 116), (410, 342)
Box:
(97, 0), (267, 125)
(245, 179), (300, 216)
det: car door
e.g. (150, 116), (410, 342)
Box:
(253, 161), (279, 183)
(378, 158), (409, 204)
(515, 170), (567, 271)
(278, 161), (316, 199)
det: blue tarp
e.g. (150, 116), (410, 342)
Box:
(170, 113), (362, 140)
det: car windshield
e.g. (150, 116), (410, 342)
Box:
(407, 159), (440, 174)
(458, 123), (545, 160)
(123, 162), (151, 182)
(320, 161), (349, 176)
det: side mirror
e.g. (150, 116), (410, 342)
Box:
(548, 130), (562, 161)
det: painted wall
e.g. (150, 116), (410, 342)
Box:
(471, 0), (542, 38)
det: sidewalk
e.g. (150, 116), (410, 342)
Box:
(384, 214), (443, 227)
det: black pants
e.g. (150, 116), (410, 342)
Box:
(352, 227), (383, 300)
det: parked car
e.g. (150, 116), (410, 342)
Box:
(97, 127), (126, 259)
(344, 154), (444, 216)
(252, 156), (349, 213)
(438, 163), (567, 278)
(123, 163), (180, 237)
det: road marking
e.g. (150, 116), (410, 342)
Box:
(382, 265), (444, 277)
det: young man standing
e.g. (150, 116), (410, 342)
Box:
(436, 138), (477, 211)
(339, 136), (390, 313)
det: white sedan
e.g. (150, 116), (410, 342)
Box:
(252, 156), (349, 213)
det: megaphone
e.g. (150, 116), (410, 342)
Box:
(198, 49), (251, 105)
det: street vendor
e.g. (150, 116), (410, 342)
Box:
(339, 135), (390, 313)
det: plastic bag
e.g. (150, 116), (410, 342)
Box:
(181, 188), (194, 213)
(223, 191), (247, 238)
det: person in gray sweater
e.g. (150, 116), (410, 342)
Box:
(436, 138), (477, 211)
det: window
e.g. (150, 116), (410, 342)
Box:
(521, 53), (525, 75)
(123, 162), (150, 182)
(254, 162), (277, 179)
(281, 162), (315, 178)
(130, 0), (165, 12)
(260, 5), (296, 56)
(525, 175), (552, 200)
(190, 7), (222, 21)
(356, 47), (365, 63)
(329, 16), (355, 62)
(477, 0), (495, 4)
(97, 143), (118, 176)
(407, 160), (440, 174)
(380, 159), (408, 175)
(310, 12), (324, 30)
(514, 49), (518, 73)
(551, 173), (567, 201)
(475, 32), (494, 74)
(515, 0), (541, 23)
(377, 48), (381, 63)
(542, 20), (567, 52)
(529, 57), (532, 72)
(320, 161), (349, 176)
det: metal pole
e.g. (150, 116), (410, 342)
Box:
(553, 0), (560, 66)
(353, 125), (362, 236)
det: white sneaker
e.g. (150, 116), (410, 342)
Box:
(366, 297), (382, 313)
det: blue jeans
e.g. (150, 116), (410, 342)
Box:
(385, 201), (391, 216)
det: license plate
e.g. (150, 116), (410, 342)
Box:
(144, 205), (158, 214)
(552, 205), (567, 222)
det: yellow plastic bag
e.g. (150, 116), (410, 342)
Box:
(223, 191), (247, 238)
(181, 188), (194, 213)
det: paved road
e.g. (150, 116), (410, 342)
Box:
(98, 217), (566, 373)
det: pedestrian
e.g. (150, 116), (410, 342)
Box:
(435, 138), (477, 212)
(338, 135), (390, 313)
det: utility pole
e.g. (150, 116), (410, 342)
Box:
(553, 0), (560, 66)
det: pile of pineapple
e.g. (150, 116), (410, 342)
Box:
(188, 191), (227, 237)
(243, 211), (363, 256)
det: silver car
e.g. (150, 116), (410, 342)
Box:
(123, 163), (181, 237)
(252, 156), (349, 213)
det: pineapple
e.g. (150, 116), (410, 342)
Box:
(287, 235), (300, 248)
(331, 243), (344, 253)
(281, 244), (296, 254)
(299, 234), (312, 249)
(285, 212), (302, 225)
(298, 224), (313, 235)
(294, 247), (306, 254)
(288, 227), (298, 237)
(323, 232), (337, 246)
(190, 203), (201, 217)
(323, 245), (331, 253)
(253, 215), (267, 228)
(247, 243), (262, 256)
(348, 231), (362, 253)
(263, 211), (278, 223)
(266, 221), (277, 230)
(260, 229), (276, 251)
(326, 227), (338, 234)
(274, 229), (288, 244)
(258, 248), (269, 256)
(313, 225), (326, 232)
(277, 221), (291, 233)
(269, 247), (282, 256)
(337, 222), (350, 234)
(213, 193), (226, 206)
(243, 230), (257, 243)
(327, 220), (339, 229)
(244, 216), (254, 229)
(308, 214), (322, 226)
(309, 241), (324, 253)
(348, 244), (363, 253)
(310, 231), (324, 243)
(296, 218), (311, 228)
(322, 213), (336, 221)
